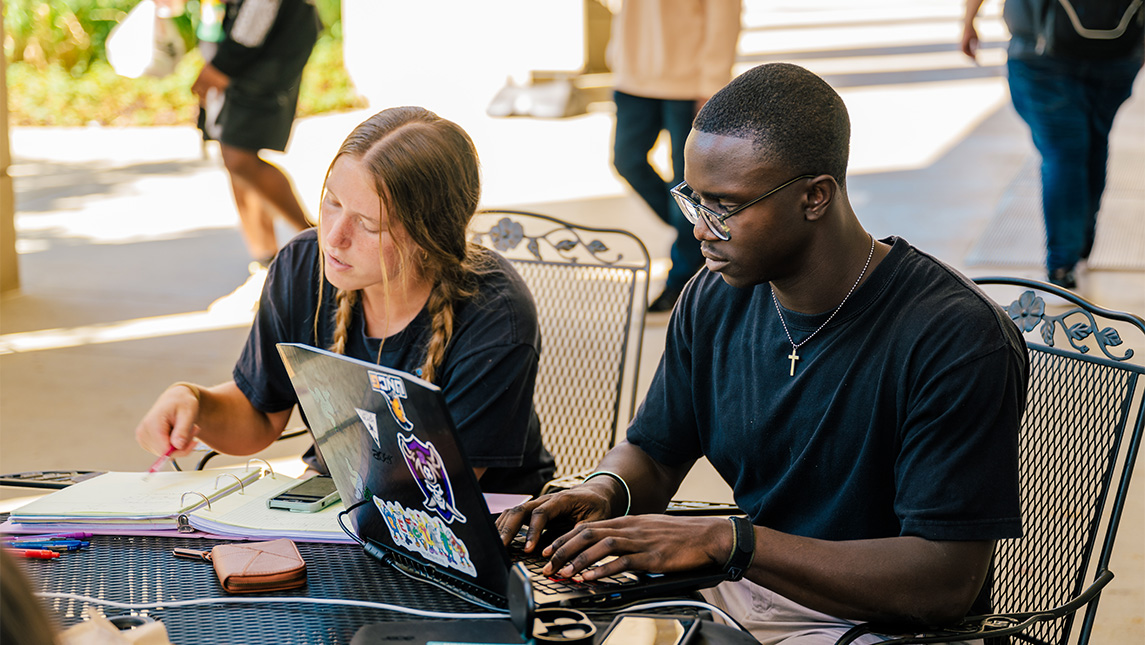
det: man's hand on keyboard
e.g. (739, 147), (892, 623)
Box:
(540, 515), (730, 581)
(495, 484), (614, 554)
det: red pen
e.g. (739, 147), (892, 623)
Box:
(143, 445), (178, 481)
(3, 548), (60, 560)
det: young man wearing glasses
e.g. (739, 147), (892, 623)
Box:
(498, 63), (1028, 643)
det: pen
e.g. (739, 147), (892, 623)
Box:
(3, 548), (60, 560)
(4, 532), (93, 541)
(143, 444), (178, 480)
(7, 538), (90, 545)
(5, 540), (89, 551)
(6, 544), (69, 553)
(10, 538), (89, 546)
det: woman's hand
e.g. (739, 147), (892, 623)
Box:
(134, 383), (202, 458)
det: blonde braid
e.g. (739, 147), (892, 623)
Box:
(419, 246), (491, 383)
(330, 289), (358, 355)
(419, 281), (456, 384)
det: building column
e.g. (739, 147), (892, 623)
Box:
(1, 14), (20, 294)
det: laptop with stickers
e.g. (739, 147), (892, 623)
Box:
(276, 342), (727, 609)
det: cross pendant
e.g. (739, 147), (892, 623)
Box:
(787, 349), (800, 377)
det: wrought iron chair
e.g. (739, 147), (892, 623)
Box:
(837, 277), (1145, 645)
(468, 210), (650, 482)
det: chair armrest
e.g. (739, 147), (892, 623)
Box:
(833, 569), (1115, 645)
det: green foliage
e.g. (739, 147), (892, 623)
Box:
(7, 37), (365, 127)
(4, 0), (363, 126)
(298, 33), (366, 117)
(314, 0), (342, 39)
(4, 0), (152, 74)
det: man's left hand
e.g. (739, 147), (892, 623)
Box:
(541, 514), (729, 580)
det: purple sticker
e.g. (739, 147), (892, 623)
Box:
(398, 433), (466, 524)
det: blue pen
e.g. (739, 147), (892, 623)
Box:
(5, 539), (88, 548)
(4, 543), (86, 552)
(5, 540), (89, 550)
(8, 537), (89, 545)
(7, 531), (93, 541)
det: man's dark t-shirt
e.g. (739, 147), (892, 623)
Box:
(628, 237), (1027, 610)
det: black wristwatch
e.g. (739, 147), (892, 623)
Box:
(724, 516), (755, 581)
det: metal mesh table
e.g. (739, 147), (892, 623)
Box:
(20, 533), (488, 644)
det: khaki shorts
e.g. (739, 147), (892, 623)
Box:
(701, 578), (977, 645)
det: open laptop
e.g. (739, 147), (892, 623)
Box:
(276, 342), (726, 609)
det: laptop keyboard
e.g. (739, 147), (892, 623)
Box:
(508, 536), (642, 596)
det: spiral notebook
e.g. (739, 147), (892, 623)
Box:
(3, 467), (354, 542)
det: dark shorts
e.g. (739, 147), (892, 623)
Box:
(198, 80), (302, 153)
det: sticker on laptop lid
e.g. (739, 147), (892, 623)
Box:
(368, 371), (415, 432)
(341, 455), (366, 502)
(355, 407), (380, 448)
(398, 433), (466, 524)
(374, 496), (477, 577)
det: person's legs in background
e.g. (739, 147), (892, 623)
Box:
(1008, 55), (1141, 289)
(613, 90), (700, 312)
(219, 143), (312, 268)
(656, 97), (704, 312)
(207, 142), (312, 314)
(1007, 57), (1090, 289)
(229, 175), (277, 266)
(613, 91), (673, 224)
(1080, 57), (1141, 262)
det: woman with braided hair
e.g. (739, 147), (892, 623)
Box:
(136, 107), (555, 495)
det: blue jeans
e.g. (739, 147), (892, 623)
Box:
(1007, 56), (1140, 272)
(612, 90), (703, 291)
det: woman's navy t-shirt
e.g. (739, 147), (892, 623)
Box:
(234, 229), (555, 496)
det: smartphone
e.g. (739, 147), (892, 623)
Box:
(266, 475), (340, 513)
(599, 613), (699, 645)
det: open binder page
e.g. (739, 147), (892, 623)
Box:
(2, 469), (531, 543)
(7, 467), (263, 523)
(184, 474), (353, 543)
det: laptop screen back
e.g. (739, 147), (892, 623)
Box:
(276, 343), (511, 595)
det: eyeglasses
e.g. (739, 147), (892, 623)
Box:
(671, 174), (815, 241)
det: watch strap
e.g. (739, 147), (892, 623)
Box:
(724, 516), (755, 581)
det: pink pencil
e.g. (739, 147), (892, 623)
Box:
(142, 445), (177, 481)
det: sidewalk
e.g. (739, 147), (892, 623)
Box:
(2, 1), (1142, 641)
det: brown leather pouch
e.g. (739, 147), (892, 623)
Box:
(174, 539), (306, 594)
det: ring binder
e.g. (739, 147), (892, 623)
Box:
(180, 491), (212, 512)
(215, 473), (245, 494)
(246, 459), (275, 478)
(3, 468), (355, 543)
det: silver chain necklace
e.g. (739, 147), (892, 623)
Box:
(772, 234), (875, 377)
